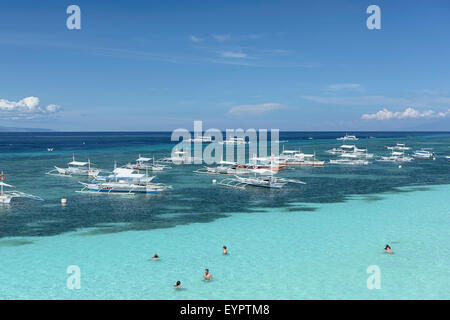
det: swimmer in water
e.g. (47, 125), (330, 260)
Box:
(384, 245), (393, 254)
(223, 245), (228, 255)
(203, 269), (213, 281)
(151, 253), (159, 261)
(174, 281), (181, 289)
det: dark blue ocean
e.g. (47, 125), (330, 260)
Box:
(0, 131), (449, 238)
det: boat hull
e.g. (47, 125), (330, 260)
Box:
(0, 195), (12, 204)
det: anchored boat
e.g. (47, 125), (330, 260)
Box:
(159, 149), (202, 164)
(412, 149), (435, 159)
(386, 143), (411, 151)
(126, 155), (170, 172)
(278, 148), (325, 167)
(329, 158), (370, 165)
(0, 172), (43, 204)
(47, 155), (101, 177)
(219, 137), (248, 145)
(327, 145), (373, 158)
(377, 151), (413, 163)
(336, 133), (359, 141)
(217, 175), (306, 189)
(77, 166), (171, 195)
(194, 161), (250, 175)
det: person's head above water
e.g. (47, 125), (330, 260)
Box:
(223, 245), (227, 249)
(175, 281), (181, 287)
(205, 269), (209, 273)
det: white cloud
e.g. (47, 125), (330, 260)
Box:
(229, 103), (283, 116)
(212, 34), (231, 42)
(220, 51), (249, 59)
(188, 35), (203, 43)
(327, 83), (361, 91)
(361, 107), (450, 120)
(0, 96), (61, 119)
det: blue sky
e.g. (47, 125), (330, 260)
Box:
(1, 0), (450, 131)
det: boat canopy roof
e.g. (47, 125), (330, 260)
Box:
(340, 145), (356, 149)
(112, 168), (145, 178)
(68, 161), (88, 166)
(137, 157), (152, 162)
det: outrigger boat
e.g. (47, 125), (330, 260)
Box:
(377, 151), (413, 163)
(194, 161), (250, 175)
(185, 135), (213, 143)
(126, 155), (170, 172)
(278, 148), (325, 167)
(217, 175), (306, 189)
(327, 145), (373, 158)
(77, 167), (171, 195)
(47, 155), (101, 177)
(159, 149), (202, 164)
(0, 172), (43, 204)
(336, 133), (358, 141)
(386, 143), (411, 151)
(412, 149), (435, 159)
(329, 159), (370, 165)
(236, 155), (286, 172)
(219, 137), (248, 145)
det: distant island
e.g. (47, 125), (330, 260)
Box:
(0, 126), (54, 132)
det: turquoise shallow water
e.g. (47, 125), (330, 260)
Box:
(1, 184), (449, 299)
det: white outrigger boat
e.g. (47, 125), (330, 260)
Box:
(0, 172), (43, 204)
(386, 143), (411, 151)
(377, 151), (413, 163)
(126, 155), (170, 172)
(237, 155), (286, 172)
(194, 161), (250, 175)
(412, 149), (435, 159)
(329, 159), (370, 165)
(159, 149), (202, 165)
(327, 145), (373, 158)
(278, 148), (325, 167)
(217, 175), (306, 189)
(185, 135), (213, 143)
(78, 167), (171, 195)
(219, 137), (248, 145)
(337, 133), (358, 141)
(47, 155), (101, 177)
